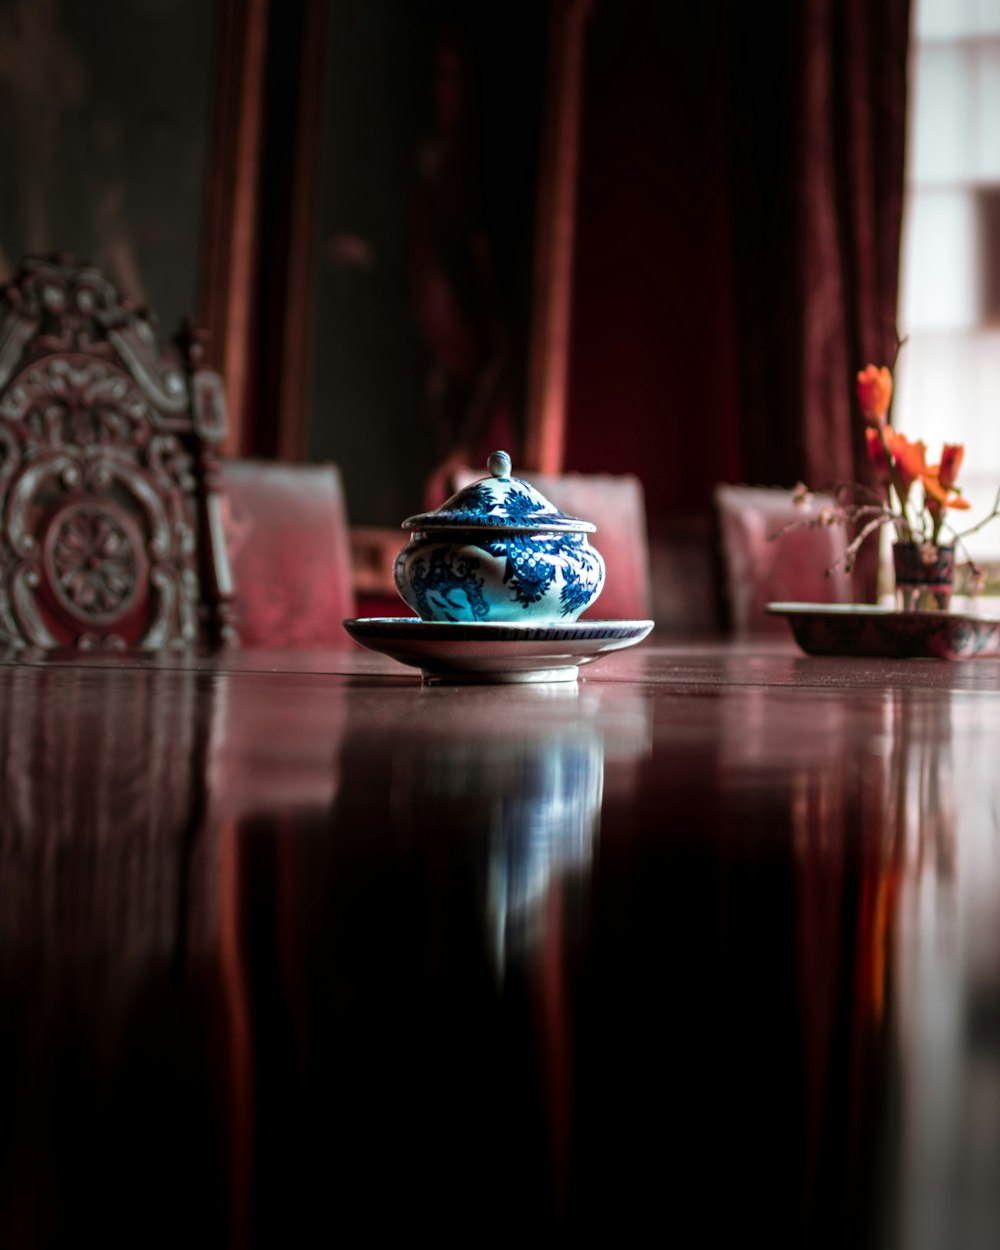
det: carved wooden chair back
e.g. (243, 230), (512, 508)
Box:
(714, 484), (853, 636)
(0, 256), (232, 651)
(218, 460), (355, 648)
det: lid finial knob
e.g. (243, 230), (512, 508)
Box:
(487, 450), (512, 479)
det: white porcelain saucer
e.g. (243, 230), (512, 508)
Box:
(343, 617), (655, 683)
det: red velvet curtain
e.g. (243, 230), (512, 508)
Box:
(728, 0), (912, 597)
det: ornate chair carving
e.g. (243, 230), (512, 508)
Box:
(0, 256), (232, 650)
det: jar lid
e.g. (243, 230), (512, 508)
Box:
(401, 451), (595, 534)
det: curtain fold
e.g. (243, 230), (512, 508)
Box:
(729, 0), (912, 599)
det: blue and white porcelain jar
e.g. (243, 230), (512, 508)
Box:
(394, 451), (606, 623)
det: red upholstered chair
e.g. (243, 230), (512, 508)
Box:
(219, 460), (355, 648)
(450, 466), (653, 621)
(714, 484), (853, 636)
(0, 255), (231, 651)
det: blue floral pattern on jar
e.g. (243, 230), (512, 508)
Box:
(441, 482), (501, 526)
(395, 532), (605, 623)
(395, 545), (491, 623)
(476, 533), (602, 616)
(498, 486), (550, 526)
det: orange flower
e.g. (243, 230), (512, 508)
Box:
(923, 475), (972, 511)
(922, 442), (971, 510)
(865, 427), (892, 485)
(856, 364), (893, 427)
(885, 429), (929, 500)
(939, 443), (964, 490)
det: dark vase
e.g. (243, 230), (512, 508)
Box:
(893, 541), (954, 611)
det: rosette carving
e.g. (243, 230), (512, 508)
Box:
(47, 502), (139, 623)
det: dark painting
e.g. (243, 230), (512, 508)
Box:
(0, 0), (219, 336)
(305, 0), (548, 526)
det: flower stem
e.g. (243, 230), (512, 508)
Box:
(876, 424), (913, 542)
(952, 487), (1000, 541)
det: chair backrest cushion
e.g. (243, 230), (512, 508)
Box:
(714, 484), (852, 636)
(220, 460), (354, 648)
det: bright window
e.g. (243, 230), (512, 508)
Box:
(896, 0), (1000, 559)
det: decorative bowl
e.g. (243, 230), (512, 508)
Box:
(393, 451), (606, 623)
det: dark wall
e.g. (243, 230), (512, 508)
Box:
(0, 0), (218, 336)
(0, 1), (773, 553)
(304, 0), (548, 526)
(289, 0), (751, 540)
(566, 0), (743, 530)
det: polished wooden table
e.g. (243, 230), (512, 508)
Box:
(2, 638), (1000, 1247)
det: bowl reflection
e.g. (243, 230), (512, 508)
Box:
(386, 683), (648, 973)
